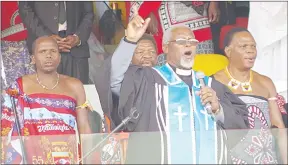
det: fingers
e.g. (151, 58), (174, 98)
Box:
(58, 42), (72, 49)
(209, 13), (220, 23)
(209, 13), (215, 23)
(58, 41), (71, 52)
(199, 87), (216, 104)
(130, 6), (144, 28)
(200, 92), (213, 102)
(201, 94), (214, 105)
(59, 48), (70, 52)
(142, 17), (151, 31)
(131, 15), (145, 28)
(51, 35), (65, 42)
(132, 6), (139, 17)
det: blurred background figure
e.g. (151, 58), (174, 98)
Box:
(18, 1), (94, 84)
(132, 34), (158, 67)
(248, 2), (287, 101)
(1, 1), (35, 90)
(126, 1), (220, 54)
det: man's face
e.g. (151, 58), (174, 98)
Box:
(32, 39), (61, 73)
(225, 31), (257, 70)
(132, 39), (157, 67)
(164, 27), (198, 69)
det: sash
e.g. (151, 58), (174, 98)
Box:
(153, 64), (218, 164)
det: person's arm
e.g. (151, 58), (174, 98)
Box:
(110, 38), (137, 96)
(18, 1), (53, 37)
(110, 8), (150, 96)
(71, 79), (92, 134)
(208, 1), (220, 23)
(263, 76), (287, 164)
(74, 2), (94, 45)
(71, 78), (96, 163)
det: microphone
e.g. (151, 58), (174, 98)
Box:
(6, 88), (20, 97)
(196, 71), (213, 114)
(5, 88), (27, 164)
(78, 107), (140, 164)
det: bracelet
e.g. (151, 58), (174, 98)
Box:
(76, 101), (91, 110)
(268, 97), (277, 101)
(124, 36), (137, 45)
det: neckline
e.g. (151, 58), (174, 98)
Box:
(175, 68), (192, 76)
(236, 94), (268, 102)
(17, 77), (77, 103)
(156, 63), (200, 88)
(28, 93), (77, 103)
(225, 66), (253, 83)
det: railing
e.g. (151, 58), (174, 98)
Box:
(1, 128), (287, 164)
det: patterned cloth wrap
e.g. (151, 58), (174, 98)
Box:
(276, 94), (287, 115)
(128, 1), (214, 54)
(230, 95), (279, 164)
(1, 40), (35, 90)
(1, 78), (79, 164)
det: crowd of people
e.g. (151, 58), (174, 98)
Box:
(1, 1), (287, 164)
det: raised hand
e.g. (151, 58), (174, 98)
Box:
(125, 7), (151, 43)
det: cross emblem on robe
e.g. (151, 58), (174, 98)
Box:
(174, 106), (187, 132)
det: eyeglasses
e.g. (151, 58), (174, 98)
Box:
(169, 38), (199, 46)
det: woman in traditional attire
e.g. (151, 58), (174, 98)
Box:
(125, 1), (220, 54)
(213, 27), (287, 164)
(1, 1), (35, 90)
(1, 36), (96, 164)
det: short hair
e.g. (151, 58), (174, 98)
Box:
(223, 27), (250, 48)
(162, 25), (191, 45)
(32, 35), (51, 54)
(138, 33), (158, 53)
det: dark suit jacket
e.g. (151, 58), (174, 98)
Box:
(19, 1), (94, 58)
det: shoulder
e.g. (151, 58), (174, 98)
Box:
(253, 71), (277, 97)
(127, 65), (156, 77)
(22, 74), (37, 86)
(61, 75), (84, 91)
(22, 74), (35, 80)
(124, 65), (159, 84)
(212, 69), (226, 80)
(253, 71), (275, 88)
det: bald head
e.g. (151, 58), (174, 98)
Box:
(31, 36), (61, 73)
(32, 36), (58, 54)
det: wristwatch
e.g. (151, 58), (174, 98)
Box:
(73, 34), (81, 46)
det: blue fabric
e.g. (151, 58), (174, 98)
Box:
(153, 64), (218, 164)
